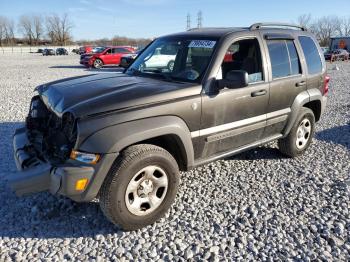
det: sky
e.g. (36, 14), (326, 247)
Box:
(1, 0), (349, 40)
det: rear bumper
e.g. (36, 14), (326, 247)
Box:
(8, 127), (114, 202)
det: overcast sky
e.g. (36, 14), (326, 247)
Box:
(1, 0), (349, 40)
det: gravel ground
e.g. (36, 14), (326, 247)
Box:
(0, 54), (349, 261)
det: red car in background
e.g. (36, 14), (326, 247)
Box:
(80, 46), (135, 68)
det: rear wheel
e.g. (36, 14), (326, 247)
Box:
(93, 59), (103, 69)
(278, 107), (315, 157)
(99, 144), (180, 230)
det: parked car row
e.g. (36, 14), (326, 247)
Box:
(39, 48), (69, 56)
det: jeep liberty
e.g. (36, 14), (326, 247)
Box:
(9, 23), (329, 230)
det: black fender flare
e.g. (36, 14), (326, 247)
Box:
(79, 115), (195, 168)
(283, 88), (323, 136)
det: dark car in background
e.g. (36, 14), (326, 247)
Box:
(120, 49), (142, 68)
(56, 48), (68, 55)
(80, 46), (135, 68)
(42, 49), (55, 56)
(37, 48), (43, 53)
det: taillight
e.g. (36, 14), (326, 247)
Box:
(323, 75), (330, 96)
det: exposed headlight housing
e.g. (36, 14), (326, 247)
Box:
(70, 150), (100, 164)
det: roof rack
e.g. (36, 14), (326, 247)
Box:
(250, 23), (307, 31)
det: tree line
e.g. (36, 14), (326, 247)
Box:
(0, 13), (73, 46)
(298, 14), (350, 46)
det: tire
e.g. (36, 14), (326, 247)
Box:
(167, 60), (175, 71)
(100, 144), (180, 230)
(278, 107), (315, 157)
(93, 59), (103, 69)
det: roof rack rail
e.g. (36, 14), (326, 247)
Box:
(250, 23), (307, 31)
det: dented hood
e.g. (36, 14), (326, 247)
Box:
(37, 73), (195, 118)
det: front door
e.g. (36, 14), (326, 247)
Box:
(195, 37), (269, 159)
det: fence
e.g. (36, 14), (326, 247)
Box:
(0, 45), (79, 54)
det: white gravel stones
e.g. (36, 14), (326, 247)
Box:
(0, 54), (349, 261)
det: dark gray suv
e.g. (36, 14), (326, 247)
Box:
(9, 23), (329, 230)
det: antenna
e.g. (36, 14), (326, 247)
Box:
(186, 13), (191, 30)
(197, 10), (202, 28)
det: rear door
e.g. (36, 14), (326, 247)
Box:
(261, 33), (307, 138)
(102, 48), (113, 64)
(112, 48), (131, 65)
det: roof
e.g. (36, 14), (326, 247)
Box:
(161, 23), (308, 39)
(162, 27), (247, 38)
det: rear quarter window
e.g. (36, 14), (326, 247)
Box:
(299, 36), (323, 75)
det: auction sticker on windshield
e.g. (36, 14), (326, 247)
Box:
(188, 40), (216, 48)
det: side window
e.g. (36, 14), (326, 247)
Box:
(220, 38), (263, 83)
(299, 36), (322, 75)
(105, 48), (112, 54)
(267, 40), (301, 79)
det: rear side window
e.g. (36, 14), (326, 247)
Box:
(267, 40), (301, 79)
(299, 36), (322, 75)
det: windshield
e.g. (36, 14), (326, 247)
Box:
(330, 38), (350, 52)
(126, 37), (218, 82)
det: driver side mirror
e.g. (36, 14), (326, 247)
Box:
(217, 70), (249, 89)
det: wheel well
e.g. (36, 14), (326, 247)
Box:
(132, 135), (188, 171)
(303, 100), (321, 122)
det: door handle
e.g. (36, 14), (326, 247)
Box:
(295, 81), (306, 87)
(251, 89), (267, 97)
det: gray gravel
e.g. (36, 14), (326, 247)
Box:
(0, 54), (349, 261)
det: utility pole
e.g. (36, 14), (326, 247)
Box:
(186, 13), (191, 30)
(197, 10), (202, 28)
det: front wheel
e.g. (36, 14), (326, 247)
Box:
(93, 59), (103, 69)
(278, 107), (315, 157)
(99, 144), (180, 230)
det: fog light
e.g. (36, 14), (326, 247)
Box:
(70, 150), (100, 164)
(75, 178), (88, 191)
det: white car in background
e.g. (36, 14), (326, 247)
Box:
(143, 47), (176, 71)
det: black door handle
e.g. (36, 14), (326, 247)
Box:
(251, 89), (267, 97)
(296, 81), (306, 87)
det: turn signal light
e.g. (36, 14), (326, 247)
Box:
(75, 178), (88, 191)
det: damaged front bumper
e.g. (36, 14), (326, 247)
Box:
(8, 127), (95, 199)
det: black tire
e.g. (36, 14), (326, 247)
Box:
(93, 59), (103, 69)
(278, 107), (315, 157)
(99, 144), (180, 230)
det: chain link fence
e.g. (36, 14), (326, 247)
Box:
(0, 46), (79, 54)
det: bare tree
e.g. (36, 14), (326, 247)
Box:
(46, 13), (73, 45)
(32, 15), (43, 45)
(0, 16), (15, 46)
(310, 16), (340, 46)
(18, 15), (34, 45)
(338, 17), (350, 36)
(297, 14), (312, 29)
(18, 14), (44, 45)
(4, 19), (15, 45)
(0, 16), (6, 46)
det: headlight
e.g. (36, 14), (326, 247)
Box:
(70, 150), (100, 164)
